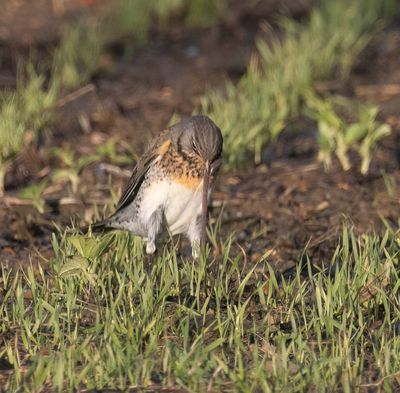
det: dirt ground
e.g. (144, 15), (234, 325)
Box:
(0, 0), (400, 274)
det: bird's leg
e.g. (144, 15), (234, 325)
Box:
(145, 206), (163, 255)
(187, 214), (202, 258)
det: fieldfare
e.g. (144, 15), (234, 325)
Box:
(90, 115), (223, 257)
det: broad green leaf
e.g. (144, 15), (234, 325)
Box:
(344, 123), (367, 144)
(58, 255), (89, 278)
(68, 235), (113, 259)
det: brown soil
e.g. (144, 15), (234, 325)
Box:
(0, 0), (399, 274)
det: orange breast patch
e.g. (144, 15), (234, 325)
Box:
(173, 175), (202, 189)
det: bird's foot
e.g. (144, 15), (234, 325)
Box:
(146, 241), (156, 254)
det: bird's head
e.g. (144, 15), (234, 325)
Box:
(173, 115), (223, 173)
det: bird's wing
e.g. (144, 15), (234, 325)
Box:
(114, 130), (172, 213)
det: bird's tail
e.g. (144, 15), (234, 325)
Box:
(80, 219), (112, 234)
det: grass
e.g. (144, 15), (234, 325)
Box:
(0, 65), (58, 164)
(52, 25), (103, 91)
(202, 0), (398, 170)
(50, 140), (133, 195)
(18, 179), (48, 214)
(103, 0), (226, 47)
(305, 93), (392, 173)
(1, 222), (400, 391)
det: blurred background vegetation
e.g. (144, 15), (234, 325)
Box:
(0, 0), (228, 181)
(1, 0), (399, 180)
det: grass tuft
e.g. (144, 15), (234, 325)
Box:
(1, 225), (400, 391)
(0, 64), (58, 165)
(306, 93), (391, 173)
(202, 0), (398, 170)
(52, 26), (103, 90)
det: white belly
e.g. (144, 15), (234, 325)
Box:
(139, 179), (203, 235)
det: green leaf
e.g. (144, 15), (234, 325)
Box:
(67, 235), (113, 260)
(51, 168), (73, 183)
(58, 256), (89, 278)
(77, 155), (98, 171)
(203, 337), (225, 353)
(344, 123), (368, 144)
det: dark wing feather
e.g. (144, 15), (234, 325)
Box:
(114, 130), (172, 213)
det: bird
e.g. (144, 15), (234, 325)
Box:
(89, 115), (223, 257)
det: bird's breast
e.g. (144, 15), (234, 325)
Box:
(165, 180), (202, 234)
(139, 176), (202, 235)
(138, 145), (207, 235)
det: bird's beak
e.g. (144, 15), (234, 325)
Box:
(200, 160), (211, 249)
(210, 158), (222, 175)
